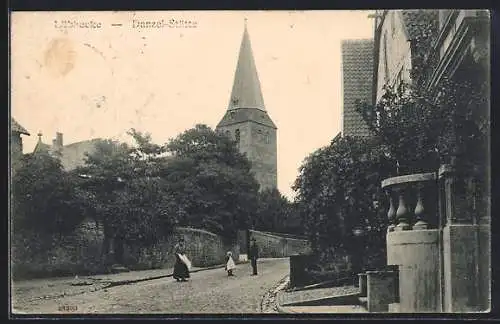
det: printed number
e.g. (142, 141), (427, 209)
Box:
(58, 305), (78, 312)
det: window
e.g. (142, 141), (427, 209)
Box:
(225, 130), (230, 138)
(235, 129), (240, 143)
(265, 131), (270, 144)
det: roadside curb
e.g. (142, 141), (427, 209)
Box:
(261, 275), (291, 313)
(276, 290), (298, 314)
(276, 303), (297, 314)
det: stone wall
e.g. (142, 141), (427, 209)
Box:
(11, 221), (239, 280)
(249, 230), (310, 258)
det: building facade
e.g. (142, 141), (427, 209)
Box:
(372, 9), (490, 313)
(10, 118), (30, 164)
(341, 39), (374, 138)
(216, 22), (277, 191)
(33, 132), (101, 171)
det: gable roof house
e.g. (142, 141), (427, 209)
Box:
(10, 117), (30, 168)
(33, 132), (101, 171)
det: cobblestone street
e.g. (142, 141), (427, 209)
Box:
(13, 258), (289, 314)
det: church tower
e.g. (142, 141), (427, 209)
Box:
(216, 20), (277, 191)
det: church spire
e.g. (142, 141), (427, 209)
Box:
(227, 19), (266, 111)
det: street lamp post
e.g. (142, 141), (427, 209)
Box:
(352, 226), (367, 276)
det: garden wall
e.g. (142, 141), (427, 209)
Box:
(249, 230), (310, 258)
(11, 220), (239, 280)
(122, 227), (239, 270)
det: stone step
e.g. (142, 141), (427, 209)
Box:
(281, 304), (369, 313)
(358, 296), (368, 308)
(388, 302), (400, 313)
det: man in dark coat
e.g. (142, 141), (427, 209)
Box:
(249, 238), (259, 275)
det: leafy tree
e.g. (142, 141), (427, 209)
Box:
(284, 200), (306, 236)
(75, 131), (177, 263)
(164, 124), (259, 242)
(117, 129), (177, 247)
(11, 152), (86, 249)
(355, 78), (487, 175)
(74, 139), (130, 259)
(293, 136), (392, 271)
(355, 11), (488, 176)
(254, 188), (303, 235)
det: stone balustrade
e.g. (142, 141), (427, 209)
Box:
(381, 172), (438, 232)
(382, 172), (442, 312)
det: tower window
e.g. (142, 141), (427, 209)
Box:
(235, 129), (240, 143)
(225, 130), (231, 138)
(265, 131), (270, 144)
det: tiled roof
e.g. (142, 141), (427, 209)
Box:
(227, 22), (266, 111)
(11, 118), (30, 135)
(217, 107), (277, 129)
(341, 39), (373, 138)
(33, 137), (103, 171)
(218, 21), (276, 130)
(33, 141), (51, 153)
(58, 139), (102, 171)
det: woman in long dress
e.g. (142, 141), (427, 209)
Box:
(173, 239), (190, 282)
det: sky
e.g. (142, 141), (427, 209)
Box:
(11, 10), (374, 199)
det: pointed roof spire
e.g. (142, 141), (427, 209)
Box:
(227, 19), (266, 111)
(11, 118), (30, 135)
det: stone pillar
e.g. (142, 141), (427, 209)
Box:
(358, 273), (367, 297)
(387, 230), (441, 312)
(439, 165), (490, 312)
(366, 271), (398, 312)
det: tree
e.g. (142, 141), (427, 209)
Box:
(75, 132), (177, 263)
(12, 152), (86, 250)
(254, 188), (301, 234)
(74, 139), (130, 260)
(355, 78), (487, 175)
(293, 136), (391, 271)
(164, 124), (259, 242)
(355, 12), (488, 176)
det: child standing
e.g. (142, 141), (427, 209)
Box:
(225, 251), (236, 276)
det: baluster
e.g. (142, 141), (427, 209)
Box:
(395, 187), (411, 230)
(387, 191), (396, 232)
(413, 184), (428, 230)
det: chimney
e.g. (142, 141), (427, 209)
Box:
(56, 132), (63, 147)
